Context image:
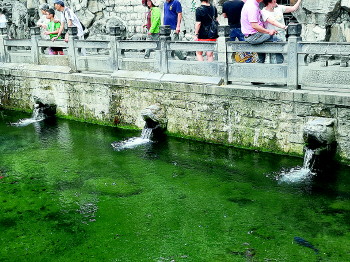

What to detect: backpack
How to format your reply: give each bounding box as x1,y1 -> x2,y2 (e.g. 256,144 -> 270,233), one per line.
206,6 -> 219,39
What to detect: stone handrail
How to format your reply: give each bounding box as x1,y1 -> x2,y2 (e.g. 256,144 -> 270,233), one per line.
0,24 -> 349,90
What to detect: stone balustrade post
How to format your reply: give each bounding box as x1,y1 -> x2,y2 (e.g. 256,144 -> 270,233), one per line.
0,27 -> 8,62
67,26 -> 78,72
217,25 -> 230,84
158,25 -> 171,74
30,27 -> 40,65
109,26 -> 121,71
287,23 -> 302,89
340,55 -> 349,67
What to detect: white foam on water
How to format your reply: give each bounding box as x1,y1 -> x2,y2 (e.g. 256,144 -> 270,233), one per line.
11,106 -> 45,127
111,127 -> 154,151
11,116 -> 45,127
278,166 -> 313,183
111,137 -> 151,151
272,148 -> 316,184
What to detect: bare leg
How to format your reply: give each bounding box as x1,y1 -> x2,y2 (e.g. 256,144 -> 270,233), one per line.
207,51 -> 214,62
196,51 -> 204,61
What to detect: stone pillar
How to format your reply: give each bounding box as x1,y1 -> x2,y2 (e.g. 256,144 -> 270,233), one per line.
30,27 -> 40,65
287,23 -> 302,90
67,26 -> 78,72
158,25 -> 171,74
217,25 -> 230,84
340,55 -> 349,68
109,26 -> 121,71
0,27 -> 8,62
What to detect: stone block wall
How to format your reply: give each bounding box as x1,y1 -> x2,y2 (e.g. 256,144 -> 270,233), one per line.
1,67 -> 350,164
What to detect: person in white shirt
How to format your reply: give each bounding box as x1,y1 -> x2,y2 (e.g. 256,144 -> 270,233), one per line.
261,0 -> 302,41
0,10 -> 7,29
261,0 -> 302,63
52,0 -> 86,55
37,4 -> 50,39
52,0 -> 84,42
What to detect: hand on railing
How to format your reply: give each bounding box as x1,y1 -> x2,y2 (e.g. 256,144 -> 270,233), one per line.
268,29 -> 278,36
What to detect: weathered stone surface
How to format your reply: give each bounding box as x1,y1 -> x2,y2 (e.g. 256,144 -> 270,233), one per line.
303,117 -> 336,146
140,104 -> 167,130
2,65 -> 350,163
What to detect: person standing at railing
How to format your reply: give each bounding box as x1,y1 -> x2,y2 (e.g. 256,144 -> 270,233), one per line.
223,0 -> 257,63
163,0 -> 186,60
261,0 -> 302,63
144,0 -> 161,59
44,8 -> 64,55
52,0 -> 86,55
37,4 -> 50,40
0,9 -> 7,29
240,0 -> 277,63
37,4 -> 49,29
142,0 -> 152,37
194,0 -> 219,62
222,0 -> 245,41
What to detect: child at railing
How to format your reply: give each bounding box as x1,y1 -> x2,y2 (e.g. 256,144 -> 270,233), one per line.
144,0 -> 161,59
44,9 -> 64,55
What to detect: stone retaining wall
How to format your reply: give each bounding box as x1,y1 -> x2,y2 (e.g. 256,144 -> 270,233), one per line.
1,65 -> 350,163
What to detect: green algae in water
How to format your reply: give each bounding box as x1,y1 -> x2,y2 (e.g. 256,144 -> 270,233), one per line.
83,177 -> 141,196
1,109 -> 350,261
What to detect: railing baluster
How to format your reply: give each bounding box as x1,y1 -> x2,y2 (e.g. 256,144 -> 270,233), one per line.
0,27 -> 7,62
109,26 -> 121,71
67,26 -> 78,72
159,26 -> 171,74
287,23 -> 302,90
217,25 -> 230,84
30,27 -> 40,65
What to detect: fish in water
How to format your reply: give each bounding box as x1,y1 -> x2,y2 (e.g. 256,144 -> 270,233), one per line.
294,236 -> 319,254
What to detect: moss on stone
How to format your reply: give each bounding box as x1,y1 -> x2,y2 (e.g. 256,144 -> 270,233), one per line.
166,131 -> 303,159
57,114 -> 139,130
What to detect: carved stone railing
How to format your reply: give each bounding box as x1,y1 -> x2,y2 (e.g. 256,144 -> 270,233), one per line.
0,24 -> 350,90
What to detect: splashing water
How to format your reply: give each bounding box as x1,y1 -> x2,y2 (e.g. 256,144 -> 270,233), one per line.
141,127 -> 153,139
11,105 -> 46,127
272,148 -> 316,183
111,127 -> 153,151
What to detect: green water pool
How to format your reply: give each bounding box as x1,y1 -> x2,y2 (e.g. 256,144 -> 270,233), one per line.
0,110 -> 349,262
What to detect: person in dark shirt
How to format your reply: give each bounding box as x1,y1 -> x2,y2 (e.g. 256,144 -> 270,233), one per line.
164,0 -> 186,60
222,0 -> 245,41
194,0 -> 218,62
